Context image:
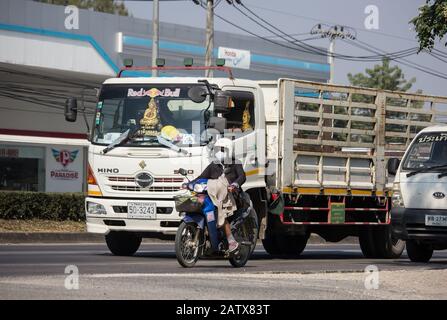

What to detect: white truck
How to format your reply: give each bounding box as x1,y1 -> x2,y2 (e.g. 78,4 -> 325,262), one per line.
65,63 -> 447,258
389,125 -> 447,262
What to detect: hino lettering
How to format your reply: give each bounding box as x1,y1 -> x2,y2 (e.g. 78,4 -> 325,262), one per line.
97,168 -> 119,174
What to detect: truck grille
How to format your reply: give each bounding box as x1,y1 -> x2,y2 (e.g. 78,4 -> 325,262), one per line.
107,175 -> 183,193
111,186 -> 181,192
108,176 -> 184,183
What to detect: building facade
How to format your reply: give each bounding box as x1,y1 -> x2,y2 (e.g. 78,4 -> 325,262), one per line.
0,0 -> 329,193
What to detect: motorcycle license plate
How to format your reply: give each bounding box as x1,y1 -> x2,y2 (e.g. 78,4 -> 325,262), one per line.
127,202 -> 156,219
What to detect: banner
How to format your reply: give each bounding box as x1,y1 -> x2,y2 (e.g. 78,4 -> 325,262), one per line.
218,47 -> 251,70
45,146 -> 84,192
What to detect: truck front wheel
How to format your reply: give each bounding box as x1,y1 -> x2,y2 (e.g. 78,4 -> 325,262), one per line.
406,240 -> 433,263
261,233 -> 282,255
275,234 -> 308,256
105,231 -> 142,256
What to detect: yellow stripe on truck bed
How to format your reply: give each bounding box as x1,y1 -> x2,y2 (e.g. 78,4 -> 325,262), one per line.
282,187 -> 386,197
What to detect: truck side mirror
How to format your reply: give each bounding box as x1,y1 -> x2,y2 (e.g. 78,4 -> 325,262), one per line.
213,90 -> 232,115
178,168 -> 188,176
387,158 -> 400,176
188,86 -> 208,103
65,98 -> 78,122
208,116 -> 226,134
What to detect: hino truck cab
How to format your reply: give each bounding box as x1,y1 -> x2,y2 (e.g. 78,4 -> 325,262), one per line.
389,125 -> 447,262
64,63 -> 267,256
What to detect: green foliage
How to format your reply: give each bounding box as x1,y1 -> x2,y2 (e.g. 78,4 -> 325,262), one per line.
0,192 -> 85,221
411,0 -> 447,51
35,0 -> 129,16
346,59 -> 423,144
348,58 -> 416,92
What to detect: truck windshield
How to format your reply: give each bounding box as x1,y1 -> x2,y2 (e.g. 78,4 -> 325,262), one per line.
402,132 -> 447,170
92,84 -> 212,147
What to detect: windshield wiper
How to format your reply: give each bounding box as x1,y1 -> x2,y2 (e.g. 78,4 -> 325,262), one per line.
156,135 -> 190,156
406,164 -> 447,177
102,127 -> 139,154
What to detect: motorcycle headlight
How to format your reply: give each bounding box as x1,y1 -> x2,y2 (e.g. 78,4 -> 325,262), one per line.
392,183 -> 405,208
193,183 -> 206,193
87,202 -> 107,215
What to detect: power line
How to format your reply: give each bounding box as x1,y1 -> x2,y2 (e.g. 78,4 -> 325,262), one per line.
246,3 -> 422,44
221,2 -> 420,62
342,38 -> 447,80
217,1 -> 447,82
428,52 -> 447,64
353,38 -> 447,79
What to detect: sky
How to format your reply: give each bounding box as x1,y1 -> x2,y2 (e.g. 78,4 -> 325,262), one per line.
122,0 -> 447,97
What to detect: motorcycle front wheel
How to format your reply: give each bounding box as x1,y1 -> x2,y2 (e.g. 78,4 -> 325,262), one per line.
229,244 -> 251,268
229,207 -> 258,268
175,221 -> 201,268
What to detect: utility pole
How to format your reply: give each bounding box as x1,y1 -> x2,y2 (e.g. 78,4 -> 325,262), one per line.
328,38 -> 335,84
151,0 -> 159,77
205,0 -> 214,77
311,24 -> 356,84
310,24 -> 356,151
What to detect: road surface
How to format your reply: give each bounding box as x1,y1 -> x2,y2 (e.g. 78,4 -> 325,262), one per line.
0,242 -> 446,299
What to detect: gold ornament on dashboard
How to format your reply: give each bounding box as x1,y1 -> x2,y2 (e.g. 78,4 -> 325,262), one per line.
242,101 -> 253,132
140,98 -> 161,136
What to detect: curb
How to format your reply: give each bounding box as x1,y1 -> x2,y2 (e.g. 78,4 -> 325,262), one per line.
0,232 -> 358,245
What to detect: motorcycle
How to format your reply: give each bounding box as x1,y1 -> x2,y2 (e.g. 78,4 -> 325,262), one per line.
174,168 -> 258,268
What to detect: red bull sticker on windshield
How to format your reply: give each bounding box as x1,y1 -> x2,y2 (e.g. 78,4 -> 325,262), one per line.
127,88 -> 181,98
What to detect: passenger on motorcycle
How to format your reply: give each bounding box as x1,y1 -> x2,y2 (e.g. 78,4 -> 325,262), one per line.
182,138 -> 246,253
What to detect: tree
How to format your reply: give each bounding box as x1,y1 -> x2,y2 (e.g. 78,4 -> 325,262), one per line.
35,0 -> 129,16
346,59 -> 423,144
411,0 -> 447,51
347,58 -> 416,92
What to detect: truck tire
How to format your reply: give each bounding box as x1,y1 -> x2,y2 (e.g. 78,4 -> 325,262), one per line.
406,240 -> 433,263
359,227 -> 378,258
261,233 -> 282,255
373,226 -> 405,259
275,234 -> 308,256
105,232 -> 142,256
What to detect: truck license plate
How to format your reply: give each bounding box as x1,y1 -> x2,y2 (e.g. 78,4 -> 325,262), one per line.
127,202 -> 156,219
425,215 -> 447,227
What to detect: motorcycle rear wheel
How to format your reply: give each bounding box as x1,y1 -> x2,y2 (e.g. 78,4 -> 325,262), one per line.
175,222 -> 201,268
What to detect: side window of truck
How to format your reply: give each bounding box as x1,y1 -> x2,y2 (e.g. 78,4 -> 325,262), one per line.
224,90 -> 255,137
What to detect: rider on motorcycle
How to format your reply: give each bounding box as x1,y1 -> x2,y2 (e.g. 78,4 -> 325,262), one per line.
183,138 -> 246,253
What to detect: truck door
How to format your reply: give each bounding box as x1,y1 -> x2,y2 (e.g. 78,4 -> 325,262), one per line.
221,88 -> 265,190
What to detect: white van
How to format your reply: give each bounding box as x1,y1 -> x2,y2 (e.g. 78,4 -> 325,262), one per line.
389,125 -> 447,262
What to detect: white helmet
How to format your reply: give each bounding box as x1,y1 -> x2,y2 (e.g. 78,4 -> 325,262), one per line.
213,138 -> 233,163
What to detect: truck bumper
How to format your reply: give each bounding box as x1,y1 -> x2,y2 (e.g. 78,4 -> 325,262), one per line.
85,197 -> 181,236
391,208 -> 447,243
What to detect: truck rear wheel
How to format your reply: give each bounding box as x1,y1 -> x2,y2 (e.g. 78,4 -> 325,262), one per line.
359,226 -> 405,259
373,226 -> 405,259
359,227 -> 378,258
406,240 -> 433,263
105,231 -> 142,256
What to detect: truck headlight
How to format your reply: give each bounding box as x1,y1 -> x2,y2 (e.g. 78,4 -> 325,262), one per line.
392,183 -> 405,208
87,202 -> 107,215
